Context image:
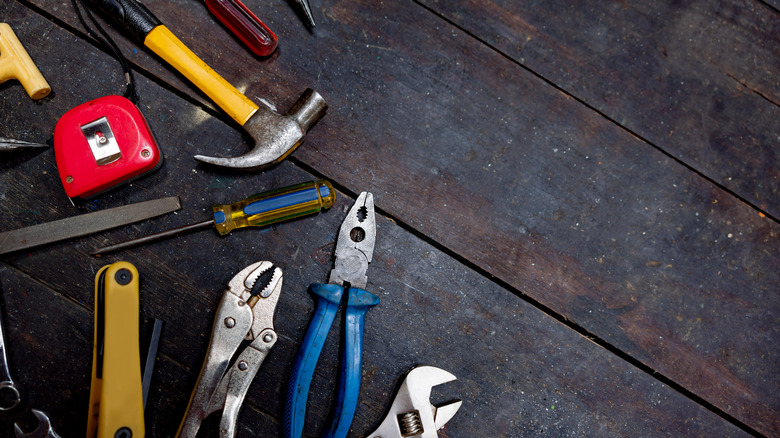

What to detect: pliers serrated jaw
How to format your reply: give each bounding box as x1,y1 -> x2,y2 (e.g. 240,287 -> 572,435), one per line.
232,260 -> 283,340
177,261 -> 283,438
329,191 -> 376,289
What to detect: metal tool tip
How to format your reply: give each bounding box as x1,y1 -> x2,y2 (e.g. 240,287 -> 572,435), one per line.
91,244 -> 120,257
0,137 -> 49,152
434,399 -> 463,430
298,0 -> 316,27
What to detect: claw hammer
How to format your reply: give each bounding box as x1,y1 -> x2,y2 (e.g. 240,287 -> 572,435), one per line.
83,0 -> 327,170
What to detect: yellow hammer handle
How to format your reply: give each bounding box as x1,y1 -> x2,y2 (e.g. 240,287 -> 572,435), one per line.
144,25 -> 258,125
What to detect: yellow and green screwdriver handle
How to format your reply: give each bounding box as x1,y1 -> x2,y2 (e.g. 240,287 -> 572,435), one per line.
92,180 -> 335,255
212,180 -> 335,234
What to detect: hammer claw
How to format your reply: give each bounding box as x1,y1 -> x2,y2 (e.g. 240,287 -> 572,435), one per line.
194,88 -> 327,170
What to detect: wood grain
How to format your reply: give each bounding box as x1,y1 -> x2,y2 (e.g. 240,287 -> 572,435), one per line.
418,0 -> 780,218
1,0 -> 778,436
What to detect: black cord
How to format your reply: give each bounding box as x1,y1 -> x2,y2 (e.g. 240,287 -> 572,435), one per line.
72,0 -> 138,103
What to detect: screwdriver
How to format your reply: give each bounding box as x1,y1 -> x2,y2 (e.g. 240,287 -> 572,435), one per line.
205,0 -> 278,56
92,180 -> 334,256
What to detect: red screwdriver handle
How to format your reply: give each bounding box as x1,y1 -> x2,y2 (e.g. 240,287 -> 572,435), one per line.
205,0 -> 278,56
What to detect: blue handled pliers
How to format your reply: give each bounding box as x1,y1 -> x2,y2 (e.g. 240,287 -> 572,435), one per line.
285,192 -> 379,438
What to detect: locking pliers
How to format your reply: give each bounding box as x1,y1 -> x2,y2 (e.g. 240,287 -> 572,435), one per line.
177,261 -> 283,438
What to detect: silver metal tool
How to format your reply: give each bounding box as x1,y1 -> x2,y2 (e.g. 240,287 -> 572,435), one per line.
330,192 -> 376,289
0,196 -> 181,255
0,299 -> 62,437
192,89 -> 327,170
0,137 -> 48,153
0,299 -> 22,411
365,366 -> 462,438
142,318 -> 164,410
14,409 -> 62,438
294,0 -> 316,27
177,261 -> 283,438
285,192 -> 379,438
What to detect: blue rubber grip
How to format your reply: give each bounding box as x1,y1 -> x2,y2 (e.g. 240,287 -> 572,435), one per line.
284,283 -> 344,438
243,184 -> 326,216
323,287 -> 379,438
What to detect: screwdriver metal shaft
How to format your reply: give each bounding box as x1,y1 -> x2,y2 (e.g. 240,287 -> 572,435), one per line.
93,220 -> 214,255
92,180 -> 334,256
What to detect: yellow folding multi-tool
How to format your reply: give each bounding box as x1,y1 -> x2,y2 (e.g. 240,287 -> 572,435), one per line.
87,261 -> 145,438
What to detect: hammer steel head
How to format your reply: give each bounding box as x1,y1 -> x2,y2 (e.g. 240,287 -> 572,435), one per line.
194,88 -> 327,171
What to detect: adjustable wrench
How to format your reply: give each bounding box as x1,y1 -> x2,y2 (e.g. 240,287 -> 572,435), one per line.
366,366 -> 462,438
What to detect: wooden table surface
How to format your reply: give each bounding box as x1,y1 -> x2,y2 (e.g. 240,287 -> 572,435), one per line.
1,0 -> 778,436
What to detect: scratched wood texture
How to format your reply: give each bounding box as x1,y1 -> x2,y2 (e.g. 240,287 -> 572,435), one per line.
0,0 -> 777,437
420,0 -> 780,218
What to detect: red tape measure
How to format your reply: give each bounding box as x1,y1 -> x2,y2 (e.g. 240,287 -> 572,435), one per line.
54,95 -> 162,199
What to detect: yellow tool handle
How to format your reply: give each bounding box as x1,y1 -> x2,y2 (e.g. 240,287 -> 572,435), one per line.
0,23 -> 51,100
212,180 -> 336,235
144,25 -> 259,125
87,262 -> 145,438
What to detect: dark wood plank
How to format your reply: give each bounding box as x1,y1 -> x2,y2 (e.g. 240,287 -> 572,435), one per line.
2,0 -> 778,436
0,3 -> 756,438
119,0 -> 780,433
0,226 -> 752,438
0,16 -> 749,433
418,0 -> 780,218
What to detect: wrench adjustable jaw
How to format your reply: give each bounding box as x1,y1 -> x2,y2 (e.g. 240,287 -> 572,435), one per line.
177,261 -> 283,438
366,366 -> 462,438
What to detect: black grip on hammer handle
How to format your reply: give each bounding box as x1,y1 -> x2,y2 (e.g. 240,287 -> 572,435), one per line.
84,0 -> 162,43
